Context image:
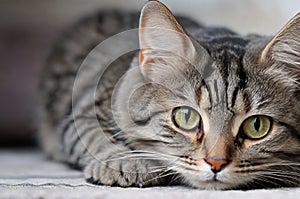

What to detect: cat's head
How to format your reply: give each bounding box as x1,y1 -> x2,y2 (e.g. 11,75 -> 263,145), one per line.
114,1 -> 300,189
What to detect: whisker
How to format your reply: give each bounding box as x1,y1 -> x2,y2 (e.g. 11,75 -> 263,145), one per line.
99,150 -> 181,165
259,173 -> 299,186
142,166 -> 178,185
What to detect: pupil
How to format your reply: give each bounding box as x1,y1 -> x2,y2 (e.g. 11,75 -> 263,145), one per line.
254,117 -> 260,131
184,109 -> 191,123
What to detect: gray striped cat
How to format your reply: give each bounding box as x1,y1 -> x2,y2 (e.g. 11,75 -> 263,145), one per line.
37,1 -> 300,189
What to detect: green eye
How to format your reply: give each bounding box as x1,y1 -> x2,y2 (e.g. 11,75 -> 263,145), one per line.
172,106 -> 201,131
242,115 -> 271,139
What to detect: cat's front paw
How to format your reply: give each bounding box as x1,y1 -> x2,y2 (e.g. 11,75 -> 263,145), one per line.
84,158 -> 162,187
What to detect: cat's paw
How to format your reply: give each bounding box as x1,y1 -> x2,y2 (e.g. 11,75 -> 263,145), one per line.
84,158 -> 162,187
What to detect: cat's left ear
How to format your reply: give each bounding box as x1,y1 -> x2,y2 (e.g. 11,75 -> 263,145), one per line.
138,1 -> 196,77
261,13 -> 300,69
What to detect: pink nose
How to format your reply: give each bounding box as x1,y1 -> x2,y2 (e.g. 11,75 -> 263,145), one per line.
204,157 -> 230,173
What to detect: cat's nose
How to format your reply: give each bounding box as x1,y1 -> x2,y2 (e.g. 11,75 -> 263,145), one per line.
204,157 -> 230,173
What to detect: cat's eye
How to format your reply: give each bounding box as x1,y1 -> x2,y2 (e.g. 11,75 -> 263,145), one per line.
242,115 -> 271,139
172,106 -> 201,131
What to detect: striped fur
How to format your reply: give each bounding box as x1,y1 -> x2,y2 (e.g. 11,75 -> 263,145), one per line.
37,1 -> 300,189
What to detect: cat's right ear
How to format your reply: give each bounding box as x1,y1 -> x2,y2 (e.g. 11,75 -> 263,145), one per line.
138,0 -> 196,78
260,13 -> 300,72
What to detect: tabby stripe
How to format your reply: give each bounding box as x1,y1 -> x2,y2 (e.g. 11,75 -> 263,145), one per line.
278,121 -> 300,141
95,100 -> 102,107
272,151 -> 300,159
74,131 -> 102,167
96,113 -> 108,123
242,92 -> 251,113
202,80 -> 213,110
230,86 -> 239,109
177,94 -> 188,100
237,162 -> 265,168
62,114 -> 100,153
132,139 -> 171,145
61,97 -> 98,145
132,111 -> 165,126
209,37 -> 249,49
61,118 -> 75,142
69,125 -> 98,156
237,58 -> 247,89
63,115 -> 98,154
162,125 -> 176,134
160,134 -> 174,139
60,118 -> 76,153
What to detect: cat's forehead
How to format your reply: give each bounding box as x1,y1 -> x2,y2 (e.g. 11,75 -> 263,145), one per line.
198,36 -> 249,61
190,28 -> 254,89
183,28 -> 255,116
190,27 -> 250,60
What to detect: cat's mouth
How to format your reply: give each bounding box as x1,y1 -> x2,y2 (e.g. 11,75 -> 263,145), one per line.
206,175 -> 224,184
195,174 -> 232,189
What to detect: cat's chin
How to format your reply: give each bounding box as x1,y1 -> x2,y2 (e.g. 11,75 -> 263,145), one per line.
179,168 -> 240,190
184,174 -> 240,190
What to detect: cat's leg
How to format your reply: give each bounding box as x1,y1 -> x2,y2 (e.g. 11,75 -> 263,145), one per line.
84,145 -> 168,187
61,114 -> 170,187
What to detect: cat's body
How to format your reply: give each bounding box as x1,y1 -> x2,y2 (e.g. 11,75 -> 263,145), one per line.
37,1 -> 300,189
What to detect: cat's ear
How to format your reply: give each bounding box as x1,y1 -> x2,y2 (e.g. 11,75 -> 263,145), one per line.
261,13 -> 300,69
138,0 -> 196,77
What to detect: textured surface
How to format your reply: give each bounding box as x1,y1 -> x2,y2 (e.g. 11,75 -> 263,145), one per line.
0,150 -> 299,199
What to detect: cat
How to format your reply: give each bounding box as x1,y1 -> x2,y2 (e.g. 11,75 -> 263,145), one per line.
37,0 -> 300,190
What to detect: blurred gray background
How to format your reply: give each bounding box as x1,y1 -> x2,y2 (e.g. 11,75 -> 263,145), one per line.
0,0 -> 299,146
